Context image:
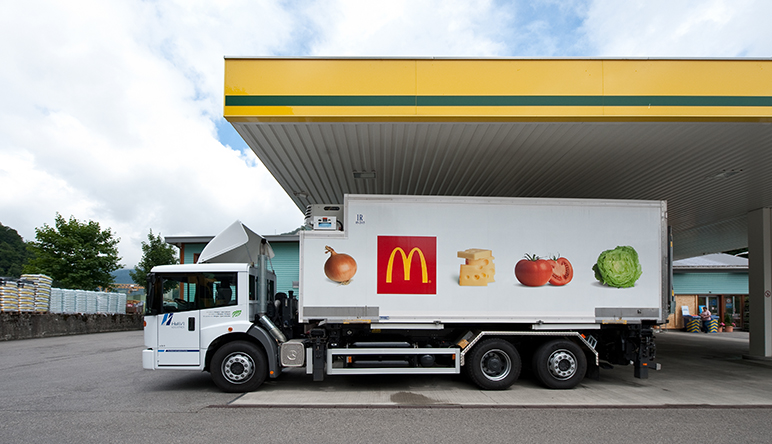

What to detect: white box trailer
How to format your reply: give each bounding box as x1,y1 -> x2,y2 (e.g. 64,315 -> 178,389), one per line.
300,195 -> 668,326
143,195 -> 670,392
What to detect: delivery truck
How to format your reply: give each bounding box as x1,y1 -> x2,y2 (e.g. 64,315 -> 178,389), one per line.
143,194 -> 670,392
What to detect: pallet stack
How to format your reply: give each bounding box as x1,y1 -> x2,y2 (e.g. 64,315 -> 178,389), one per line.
17,279 -> 36,312
0,278 -> 19,312
49,288 -> 63,313
3,277 -> 129,315
21,274 -> 53,313
48,288 -> 127,314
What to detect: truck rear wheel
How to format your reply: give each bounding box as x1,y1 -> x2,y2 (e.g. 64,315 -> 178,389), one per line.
465,338 -> 521,390
211,341 -> 267,393
532,339 -> 587,389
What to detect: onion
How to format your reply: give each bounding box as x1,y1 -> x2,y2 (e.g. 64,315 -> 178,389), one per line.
324,245 -> 357,284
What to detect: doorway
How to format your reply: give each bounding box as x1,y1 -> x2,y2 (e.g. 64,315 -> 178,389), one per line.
698,295 -> 719,317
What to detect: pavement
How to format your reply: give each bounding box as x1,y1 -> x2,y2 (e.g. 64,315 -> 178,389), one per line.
231,329 -> 772,408
3,330 -> 771,443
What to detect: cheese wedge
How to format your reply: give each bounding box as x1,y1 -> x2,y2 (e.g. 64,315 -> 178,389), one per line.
457,248 -> 492,261
458,249 -> 496,286
459,264 -> 490,286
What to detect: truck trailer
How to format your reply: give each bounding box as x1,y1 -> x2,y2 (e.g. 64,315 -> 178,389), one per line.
143,194 -> 670,392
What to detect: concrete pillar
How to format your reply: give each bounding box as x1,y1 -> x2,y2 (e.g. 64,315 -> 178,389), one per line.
748,208 -> 772,357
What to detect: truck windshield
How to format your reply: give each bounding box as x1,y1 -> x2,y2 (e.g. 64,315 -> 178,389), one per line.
146,272 -> 237,314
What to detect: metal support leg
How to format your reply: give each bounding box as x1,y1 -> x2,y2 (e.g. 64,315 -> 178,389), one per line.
311,333 -> 326,382
634,326 -> 656,379
634,357 -> 648,379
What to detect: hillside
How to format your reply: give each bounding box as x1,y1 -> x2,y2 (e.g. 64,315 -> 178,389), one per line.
110,269 -> 135,285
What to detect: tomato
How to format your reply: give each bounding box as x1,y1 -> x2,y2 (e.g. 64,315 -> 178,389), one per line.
514,255 -> 553,287
548,257 -> 573,286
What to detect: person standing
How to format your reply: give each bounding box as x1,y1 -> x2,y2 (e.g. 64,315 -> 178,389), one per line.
700,306 -> 712,333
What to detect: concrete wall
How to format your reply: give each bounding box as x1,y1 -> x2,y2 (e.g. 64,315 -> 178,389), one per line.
0,312 -> 143,341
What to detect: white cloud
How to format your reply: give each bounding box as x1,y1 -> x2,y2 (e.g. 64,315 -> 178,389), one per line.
0,1 -> 304,267
0,0 -> 769,270
581,0 -> 772,56
305,0 -> 512,56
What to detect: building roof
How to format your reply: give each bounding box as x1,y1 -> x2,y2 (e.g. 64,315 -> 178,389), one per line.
673,253 -> 748,271
165,234 -> 299,248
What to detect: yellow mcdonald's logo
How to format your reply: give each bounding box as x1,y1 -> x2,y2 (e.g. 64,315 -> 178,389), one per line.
386,247 -> 429,283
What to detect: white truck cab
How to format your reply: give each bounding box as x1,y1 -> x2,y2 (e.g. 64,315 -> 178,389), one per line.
143,222 -> 289,391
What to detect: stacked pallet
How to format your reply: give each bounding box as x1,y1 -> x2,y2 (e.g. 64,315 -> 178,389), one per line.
21,274 -> 53,312
17,279 -> 36,312
97,292 -> 110,313
4,278 -> 129,315
48,289 -> 127,314
0,278 -> 19,312
75,290 -> 88,313
60,289 -> 77,313
49,288 -> 63,313
108,293 -> 119,313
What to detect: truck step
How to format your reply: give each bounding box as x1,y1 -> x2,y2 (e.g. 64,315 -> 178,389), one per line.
326,347 -> 461,375
350,360 -> 410,368
351,342 -> 411,348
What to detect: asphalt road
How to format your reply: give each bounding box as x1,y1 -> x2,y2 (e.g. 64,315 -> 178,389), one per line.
1,330 -> 771,443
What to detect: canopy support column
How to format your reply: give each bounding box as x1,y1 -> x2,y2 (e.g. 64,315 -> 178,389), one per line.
748,208 -> 772,358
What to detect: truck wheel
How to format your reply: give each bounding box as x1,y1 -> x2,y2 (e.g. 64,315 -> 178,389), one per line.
532,339 -> 587,389
465,338 -> 521,390
211,341 -> 267,393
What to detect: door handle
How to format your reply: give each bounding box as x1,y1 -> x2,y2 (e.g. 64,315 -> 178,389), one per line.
188,317 -> 195,331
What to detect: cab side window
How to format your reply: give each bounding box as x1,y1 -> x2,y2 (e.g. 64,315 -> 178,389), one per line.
213,275 -> 236,307
156,272 -> 237,312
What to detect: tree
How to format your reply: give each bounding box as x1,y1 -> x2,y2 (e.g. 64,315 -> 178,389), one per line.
0,222 -> 30,278
24,214 -> 122,290
281,225 -> 308,235
130,229 -> 178,288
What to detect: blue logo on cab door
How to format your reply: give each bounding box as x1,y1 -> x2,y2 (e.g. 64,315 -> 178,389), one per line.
161,313 -> 186,328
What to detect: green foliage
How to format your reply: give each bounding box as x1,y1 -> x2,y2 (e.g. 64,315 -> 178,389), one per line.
0,222 -> 30,278
281,225 -> 307,235
130,229 -> 178,290
24,214 -> 122,290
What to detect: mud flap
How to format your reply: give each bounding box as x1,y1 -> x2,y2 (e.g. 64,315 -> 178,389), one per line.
586,358 -> 600,381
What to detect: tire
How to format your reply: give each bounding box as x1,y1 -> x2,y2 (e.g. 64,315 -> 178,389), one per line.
465,338 -> 521,390
532,339 -> 587,389
210,341 -> 267,393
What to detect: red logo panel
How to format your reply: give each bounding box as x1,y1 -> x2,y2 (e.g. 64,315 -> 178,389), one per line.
377,236 -> 436,294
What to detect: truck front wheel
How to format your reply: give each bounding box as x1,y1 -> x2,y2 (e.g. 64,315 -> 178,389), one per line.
211,341 -> 267,393
465,338 -> 521,390
532,339 -> 587,389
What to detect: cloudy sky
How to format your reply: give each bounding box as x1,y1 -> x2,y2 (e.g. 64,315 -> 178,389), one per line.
1,0 -> 770,268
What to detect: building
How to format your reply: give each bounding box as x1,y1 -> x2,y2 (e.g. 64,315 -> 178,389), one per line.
668,253 -> 748,330
165,234 -> 300,297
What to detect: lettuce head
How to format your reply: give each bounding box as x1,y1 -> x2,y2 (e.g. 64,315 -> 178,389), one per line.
592,246 -> 642,288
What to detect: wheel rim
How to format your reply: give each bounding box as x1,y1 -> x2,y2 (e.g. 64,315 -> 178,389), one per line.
222,351 -> 255,384
479,349 -> 512,381
547,349 -> 577,380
